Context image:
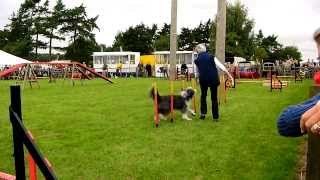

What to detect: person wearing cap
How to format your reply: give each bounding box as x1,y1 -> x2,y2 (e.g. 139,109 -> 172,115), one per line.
277,27 -> 320,136
194,44 -> 233,121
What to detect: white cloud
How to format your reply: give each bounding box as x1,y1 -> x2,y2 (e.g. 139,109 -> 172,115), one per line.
0,0 -> 319,59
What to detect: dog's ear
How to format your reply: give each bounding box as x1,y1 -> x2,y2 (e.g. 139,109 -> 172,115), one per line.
186,86 -> 196,93
181,90 -> 187,97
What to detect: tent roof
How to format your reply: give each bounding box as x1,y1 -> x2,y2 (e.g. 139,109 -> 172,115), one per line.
0,50 -> 32,66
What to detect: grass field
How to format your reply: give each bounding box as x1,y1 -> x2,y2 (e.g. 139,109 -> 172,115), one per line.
0,78 -> 311,179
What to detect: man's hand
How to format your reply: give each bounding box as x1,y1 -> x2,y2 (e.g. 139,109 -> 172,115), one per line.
300,101 -> 320,135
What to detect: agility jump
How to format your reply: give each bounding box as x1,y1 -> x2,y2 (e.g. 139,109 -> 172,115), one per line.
151,79 -> 197,128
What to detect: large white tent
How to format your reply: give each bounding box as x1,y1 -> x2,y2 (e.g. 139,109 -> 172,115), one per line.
0,50 -> 32,68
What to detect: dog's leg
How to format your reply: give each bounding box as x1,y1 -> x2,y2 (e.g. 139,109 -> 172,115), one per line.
188,108 -> 196,116
154,115 -> 160,122
186,102 -> 196,116
159,113 -> 168,120
182,113 -> 192,121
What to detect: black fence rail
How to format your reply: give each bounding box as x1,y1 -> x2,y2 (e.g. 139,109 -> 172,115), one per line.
9,85 -> 57,180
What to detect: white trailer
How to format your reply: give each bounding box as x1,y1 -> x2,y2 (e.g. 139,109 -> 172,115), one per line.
153,51 -> 197,77
92,52 -> 140,76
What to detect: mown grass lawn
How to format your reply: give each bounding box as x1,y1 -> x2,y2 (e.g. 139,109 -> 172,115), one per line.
0,78 -> 311,179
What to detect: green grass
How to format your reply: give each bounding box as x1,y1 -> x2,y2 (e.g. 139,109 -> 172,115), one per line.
0,78 -> 310,179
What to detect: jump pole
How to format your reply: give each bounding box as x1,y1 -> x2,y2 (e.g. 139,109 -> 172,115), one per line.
191,78 -> 197,113
153,83 -> 159,128
181,79 -> 186,90
170,80 -> 174,122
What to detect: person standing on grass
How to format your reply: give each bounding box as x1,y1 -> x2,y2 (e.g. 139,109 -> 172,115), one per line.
194,44 -> 233,121
277,27 -> 320,136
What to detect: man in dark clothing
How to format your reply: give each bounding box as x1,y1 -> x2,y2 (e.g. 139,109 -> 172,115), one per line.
194,44 -> 233,121
194,44 -> 220,120
146,64 -> 152,77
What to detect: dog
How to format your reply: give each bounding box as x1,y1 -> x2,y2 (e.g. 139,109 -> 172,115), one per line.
150,87 -> 196,121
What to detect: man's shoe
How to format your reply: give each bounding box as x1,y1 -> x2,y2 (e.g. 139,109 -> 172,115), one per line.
200,114 -> 205,120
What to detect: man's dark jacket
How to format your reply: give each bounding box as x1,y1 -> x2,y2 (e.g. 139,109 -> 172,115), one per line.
194,52 -> 220,85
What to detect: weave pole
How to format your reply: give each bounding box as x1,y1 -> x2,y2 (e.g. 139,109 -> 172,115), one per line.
170,81 -> 174,122
181,79 -> 186,90
191,78 -> 197,113
153,83 -> 159,128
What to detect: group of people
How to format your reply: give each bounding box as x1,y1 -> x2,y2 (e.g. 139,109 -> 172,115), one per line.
136,63 -> 152,77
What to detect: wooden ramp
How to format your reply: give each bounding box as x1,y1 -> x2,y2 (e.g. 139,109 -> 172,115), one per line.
76,63 -> 113,84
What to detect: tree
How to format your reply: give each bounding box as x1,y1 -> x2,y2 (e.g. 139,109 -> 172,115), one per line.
154,23 -> 170,51
60,4 -> 99,43
260,34 -> 282,61
0,30 -> 9,49
32,0 -> 50,58
254,47 -> 268,62
65,37 -> 99,65
112,24 -> 157,55
210,1 -> 255,59
278,46 -> 302,61
179,20 -> 212,51
193,20 -> 212,46
154,35 -> 170,51
179,27 -> 194,50
45,0 -> 66,59
225,1 -> 255,59
3,1 -> 35,58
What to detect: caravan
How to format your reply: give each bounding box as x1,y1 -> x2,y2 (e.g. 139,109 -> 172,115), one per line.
92,52 -> 140,76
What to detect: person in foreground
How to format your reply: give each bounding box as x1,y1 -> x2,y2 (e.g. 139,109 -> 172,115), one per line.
277,27 -> 320,136
194,44 -> 233,121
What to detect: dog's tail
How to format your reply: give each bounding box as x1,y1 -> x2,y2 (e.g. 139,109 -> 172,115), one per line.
150,87 -> 160,101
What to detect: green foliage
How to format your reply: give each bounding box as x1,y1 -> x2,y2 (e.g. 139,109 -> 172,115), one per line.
65,37 -> 99,64
45,0 -> 66,59
0,30 -> 9,49
113,24 -> 157,55
179,27 -> 194,51
179,20 -> 212,51
60,4 -> 99,42
154,23 -> 170,51
254,47 -> 268,62
1,0 -> 99,61
278,46 -> 302,60
32,0 -> 51,58
154,35 -> 170,51
2,38 -> 33,58
226,1 -> 254,59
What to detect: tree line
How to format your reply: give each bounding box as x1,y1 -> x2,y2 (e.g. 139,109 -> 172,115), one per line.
0,1 -> 302,63
110,2 -> 302,62
0,0 -> 99,64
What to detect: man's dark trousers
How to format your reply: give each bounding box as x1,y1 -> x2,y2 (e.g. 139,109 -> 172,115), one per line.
200,82 -> 219,119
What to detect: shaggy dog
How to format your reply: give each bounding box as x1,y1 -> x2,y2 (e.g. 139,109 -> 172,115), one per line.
150,87 -> 196,120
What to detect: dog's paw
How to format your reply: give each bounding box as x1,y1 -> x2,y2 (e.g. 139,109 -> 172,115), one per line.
185,117 -> 192,121
182,114 -> 192,121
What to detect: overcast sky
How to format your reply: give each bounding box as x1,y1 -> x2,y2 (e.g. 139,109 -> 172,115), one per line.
1,0 -> 320,60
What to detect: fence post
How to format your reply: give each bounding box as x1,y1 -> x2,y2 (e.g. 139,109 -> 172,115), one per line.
306,85 -> 320,180
9,85 -> 26,179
